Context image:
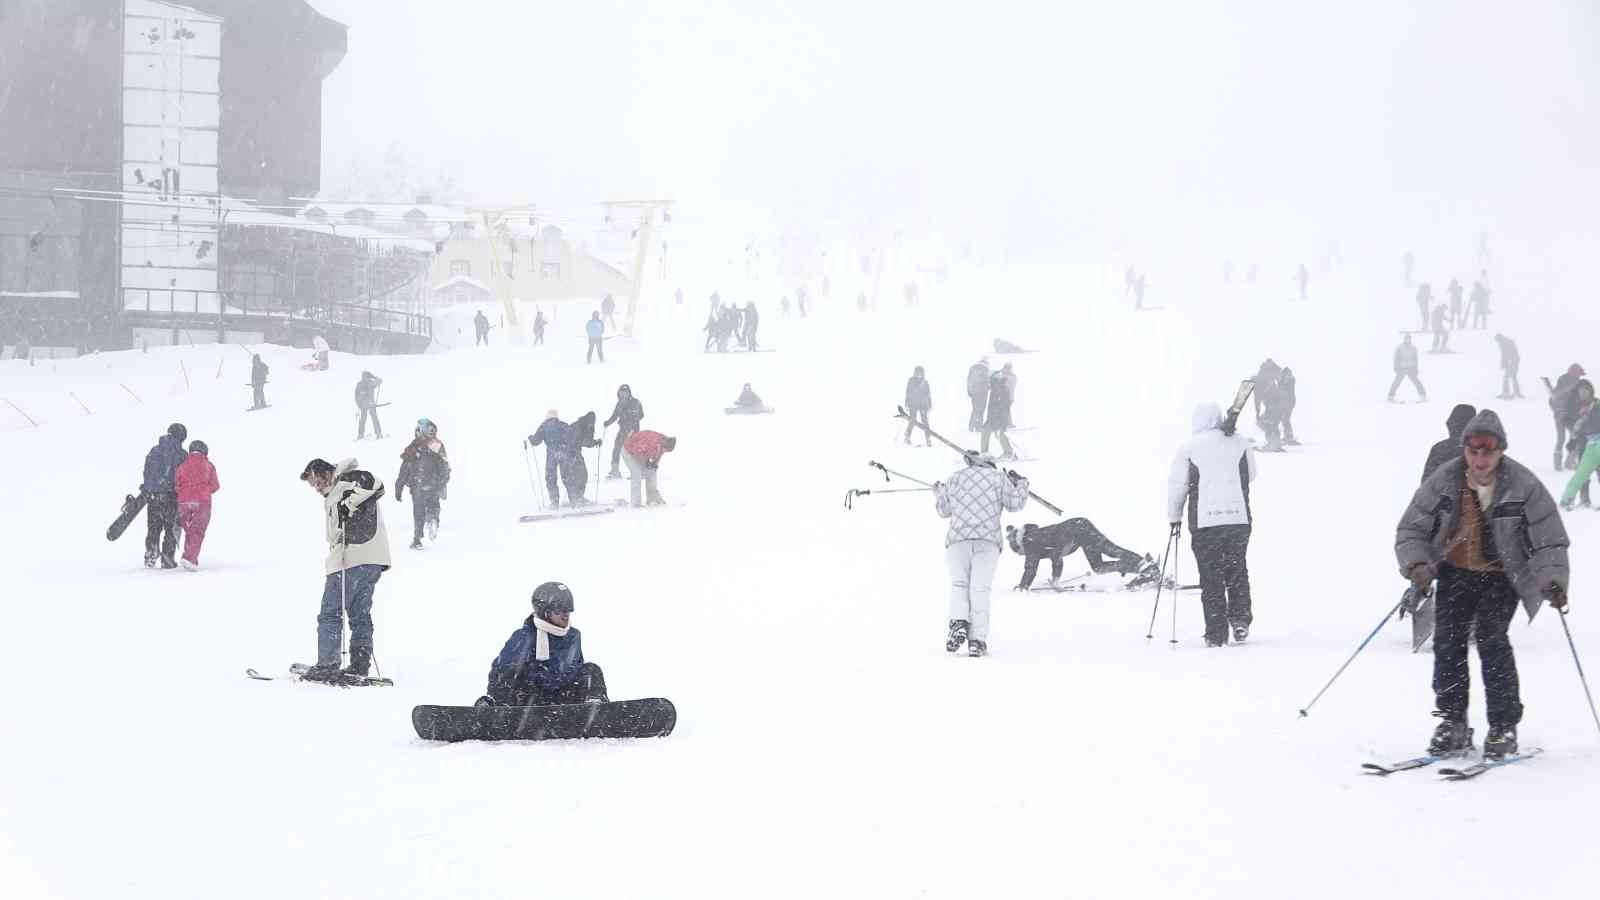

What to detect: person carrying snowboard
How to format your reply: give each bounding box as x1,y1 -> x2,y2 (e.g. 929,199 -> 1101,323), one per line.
1495,334 -> 1523,399
621,429 -> 677,507
528,411 -> 585,507
903,366 -> 932,446
175,439 -> 219,570
1396,410 -> 1569,758
966,358 -> 990,432
250,354 -> 269,410
355,371 -> 384,440
396,418 -> 450,550
477,582 -> 607,707
1167,401 -> 1258,646
299,457 -> 392,681
603,384 -> 644,479
474,310 -> 491,346
936,451 -> 1029,657
981,370 -> 1016,460
586,311 -> 606,364
140,422 -> 189,569
1388,335 -> 1426,402
1006,519 -> 1157,590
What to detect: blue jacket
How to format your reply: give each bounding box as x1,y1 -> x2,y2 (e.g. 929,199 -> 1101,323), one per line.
141,435 -> 187,494
528,418 -> 578,459
485,619 -> 586,703
586,318 -> 605,339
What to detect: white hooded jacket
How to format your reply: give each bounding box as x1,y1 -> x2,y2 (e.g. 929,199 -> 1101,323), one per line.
321,458 -> 393,574
1167,403 -> 1257,530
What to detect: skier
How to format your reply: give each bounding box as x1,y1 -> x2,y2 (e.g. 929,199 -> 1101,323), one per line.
1253,359 -> 1286,451
249,354 -> 269,410
603,384 -> 644,479
174,439 -> 219,570
1549,364 -> 1585,470
1403,251 -> 1415,286
1388,335 -> 1426,402
798,286 -> 809,317
903,366 -> 932,446
1429,304 -> 1451,353
1001,362 -> 1018,410
1560,383 -> 1600,509
476,582 -> 608,707
1278,366 -> 1299,446
1448,279 -> 1465,329
533,308 -> 546,346
1494,334 -> 1523,399
981,370 -> 1016,460
621,428 -> 677,507
966,358 -> 991,432
571,411 -> 602,499
1421,404 -> 1479,484
702,308 -> 720,352
1414,282 -> 1433,331
1469,280 -> 1491,329
1167,402 -> 1258,646
601,293 -> 617,330
733,383 -> 764,410
140,423 -> 188,569
1006,519 -> 1156,589
1396,410 -> 1569,758
743,301 -> 760,351
1133,273 -> 1147,310
355,371 -> 384,440
586,311 -> 606,364
395,418 -> 450,550
299,457 -> 392,681
1296,263 -> 1308,301
473,310 -> 490,346
528,411 -> 587,507
935,451 -> 1029,657
313,333 -> 330,370
780,296 -> 791,318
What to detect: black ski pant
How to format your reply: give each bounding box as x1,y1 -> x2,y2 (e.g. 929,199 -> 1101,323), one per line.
1281,404 -> 1297,443
903,407 -> 930,444
1018,518 -> 1145,588
968,392 -> 987,432
610,426 -> 637,474
144,491 -> 180,564
587,338 -> 604,363
358,404 -> 383,439
502,662 -> 609,706
476,329 -> 488,346
410,488 -> 441,542
1192,524 -> 1252,643
1433,565 -> 1522,727
545,452 -> 586,505
252,383 -> 266,409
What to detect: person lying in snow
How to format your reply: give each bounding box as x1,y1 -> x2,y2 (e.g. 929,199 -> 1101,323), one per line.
733,383 -> 764,409
476,582 -> 608,707
1006,519 -> 1158,589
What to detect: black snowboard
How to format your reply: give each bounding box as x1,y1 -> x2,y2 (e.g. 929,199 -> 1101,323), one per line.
107,492 -> 148,541
412,698 -> 676,742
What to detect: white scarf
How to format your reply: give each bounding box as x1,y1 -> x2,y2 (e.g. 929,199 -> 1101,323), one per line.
532,616 -> 570,661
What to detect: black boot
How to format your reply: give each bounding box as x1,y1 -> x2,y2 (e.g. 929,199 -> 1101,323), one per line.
1231,622 -> 1250,643
967,638 -> 988,658
301,663 -> 342,683
1427,715 -> 1474,757
1483,724 -> 1518,760
343,651 -> 370,677
945,619 -> 969,653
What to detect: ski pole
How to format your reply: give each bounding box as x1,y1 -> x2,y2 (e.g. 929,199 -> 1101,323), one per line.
844,487 -> 933,510
895,406 -> 1062,514
1145,530 -> 1176,641
1169,535 -> 1180,647
1557,609 -> 1600,739
867,460 -> 934,487
522,441 -> 539,506
1298,596 -> 1406,718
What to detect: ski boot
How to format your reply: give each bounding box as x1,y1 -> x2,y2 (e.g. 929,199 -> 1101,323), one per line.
607,470 -> 623,480
945,619 -> 969,653
1205,638 -> 1226,648
179,558 -> 198,572
300,663 -> 343,684
343,652 -> 371,678
1427,715 -> 1475,757
1483,724 -> 1518,760
968,639 -> 988,658
409,538 -> 423,550
159,555 -> 178,570
144,551 -> 158,569
1125,556 -> 1161,589
1231,622 -> 1250,643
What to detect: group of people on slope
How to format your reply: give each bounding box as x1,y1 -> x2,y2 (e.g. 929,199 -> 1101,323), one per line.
1252,359 -> 1298,452
139,423 -> 221,571
702,296 -> 761,352
964,358 -> 1018,459
526,384 -> 676,508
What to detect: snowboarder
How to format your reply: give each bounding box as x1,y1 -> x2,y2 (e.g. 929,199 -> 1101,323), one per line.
249,354 -> 269,410
1494,334 -> 1523,398
1560,383 -> 1600,509
603,384 -> 644,479
1167,402 -> 1258,646
601,294 -> 617,330
395,418 -> 450,550
1469,280 -> 1491,329
621,429 -> 677,507
1396,410 -> 1569,759
1549,364 -> 1585,470
1429,304 -> 1451,353
1278,366 -> 1299,446
527,411 -> 587,507
533,308 -> 546,346
586,312 -> 605,364
1414,282 -> 1433,331
1448,279 -> 1465,329
733,383 -> 764,410
1421,404 -> 1478,484
477,581 -> 608,707
903,366 -> 932,446
981,371 -> 1015,460
966,358 -> 990,432
1388,335 -> 1426,402
1006,519 -> 1156,589
743,301 -> 760,351
174,438 -> 219,570
935,452 -> 1029,657
140,423 -> 188,569
299,457 -> 392,681
355,371 -> 384,440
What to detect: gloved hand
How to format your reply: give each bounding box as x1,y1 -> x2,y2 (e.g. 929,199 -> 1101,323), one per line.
474,694 -> 497,708
1407,562 -> 1437,589
1169,522 -> 1181,538
932,481 -> 943,491
1005,469 -> 1023,484
1546,582 -> 1568,611
395,488 -> 404,502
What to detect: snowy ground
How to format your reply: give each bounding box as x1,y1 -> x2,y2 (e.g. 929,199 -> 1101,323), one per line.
2,264 -> 1598,899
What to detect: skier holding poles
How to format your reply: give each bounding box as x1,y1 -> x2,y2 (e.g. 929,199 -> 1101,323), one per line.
935,450 -> 1029,657
299,457 -> 392,682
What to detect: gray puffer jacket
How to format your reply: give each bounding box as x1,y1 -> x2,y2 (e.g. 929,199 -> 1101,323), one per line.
1395,455 -> 1569,621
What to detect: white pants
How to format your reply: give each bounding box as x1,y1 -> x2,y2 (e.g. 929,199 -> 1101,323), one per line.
622,450 -> 660,507
947,540 -> 1000,642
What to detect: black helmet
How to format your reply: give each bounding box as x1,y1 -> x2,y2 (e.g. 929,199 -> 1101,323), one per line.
531,581 -> 575,616
167,422 -> 188,442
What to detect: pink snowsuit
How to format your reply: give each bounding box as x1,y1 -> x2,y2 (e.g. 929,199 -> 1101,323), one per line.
175,451 -> 220,565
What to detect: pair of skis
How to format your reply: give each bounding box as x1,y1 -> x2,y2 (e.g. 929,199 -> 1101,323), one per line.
1361,747 -> 1543,781
246,663 -> 394,688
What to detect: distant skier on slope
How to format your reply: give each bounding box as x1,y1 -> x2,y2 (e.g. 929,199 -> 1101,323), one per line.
586,312 -> 606,364
474,310 -> 491,346
249,354 -> 269,410
1494,334 -> 1523,399
980,370 -> 1016,460
1277,366 -> 1299,446
1252,359 -> 1286,452
1559,381 -> 1599,509
533,308 -> 547,346
1447,278 -> 1465,329
935,451 -> 1029,657
1430,304 -> 1452,353
966,358 -> 990,432
396,418 -> 450,550
528,411 -> 587,507
1414,282 -> 1433,331
1548,364 -> 1585,470
743,302 -> 760,351
1396,410 -> 1569,759
1469,279 -> 1491,329
1167,402 -> 1258,646
355,371 -> 384,440
601,294 -> 617,330
1006,519 -> 1157,589
603,384 -> 644,479
299,457 -> 392,681
476,581 -> 608,707
1388,335 -> 1426,402
903,366 -> 932,446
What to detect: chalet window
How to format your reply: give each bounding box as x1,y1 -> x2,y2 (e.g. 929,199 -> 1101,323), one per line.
450,259 -> 471,277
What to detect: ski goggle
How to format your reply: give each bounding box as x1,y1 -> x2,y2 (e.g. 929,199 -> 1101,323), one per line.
1465,436 -> 1501,453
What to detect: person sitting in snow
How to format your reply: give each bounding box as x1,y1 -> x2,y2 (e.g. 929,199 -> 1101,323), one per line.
477,582 -> 608,707
1006,519 -> 1157,590
733,383 -> 764,410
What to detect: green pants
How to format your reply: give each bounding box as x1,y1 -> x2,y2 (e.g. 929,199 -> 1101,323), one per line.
1560,439 -> 1600,505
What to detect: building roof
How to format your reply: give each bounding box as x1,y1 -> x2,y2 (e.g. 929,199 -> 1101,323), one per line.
223,198 -> 434,252
431,275 -> 492,295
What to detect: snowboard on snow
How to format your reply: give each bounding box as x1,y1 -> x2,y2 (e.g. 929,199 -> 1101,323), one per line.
519,505 -> 617,524
412,698 -> 676,742
107,492 -> 148,541
725,406 -> 776,415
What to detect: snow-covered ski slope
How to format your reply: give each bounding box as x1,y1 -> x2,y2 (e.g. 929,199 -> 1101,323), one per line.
3,262 -> 1597,899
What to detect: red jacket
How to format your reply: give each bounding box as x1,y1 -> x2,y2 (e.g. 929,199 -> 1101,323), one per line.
622,430 -> 672,467
176,452 -> 220,505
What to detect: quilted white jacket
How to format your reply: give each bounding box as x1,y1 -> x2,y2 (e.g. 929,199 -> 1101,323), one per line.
936,464 -> 1029,547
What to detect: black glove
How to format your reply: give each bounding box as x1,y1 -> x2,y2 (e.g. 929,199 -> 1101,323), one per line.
1546,583 -> 1568,611
474,694 -> 497,708
1407,562 -> 1436,589
1005,469 -> 1023,484
395,488 -> 404,502
1169,522 -> 1181,538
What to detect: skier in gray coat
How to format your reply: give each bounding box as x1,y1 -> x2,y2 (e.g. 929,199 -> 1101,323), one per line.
1395,410 -> 1569,759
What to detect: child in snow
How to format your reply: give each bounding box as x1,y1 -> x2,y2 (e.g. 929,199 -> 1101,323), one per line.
478,582 -> 608,707
175,440 -> 220,570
